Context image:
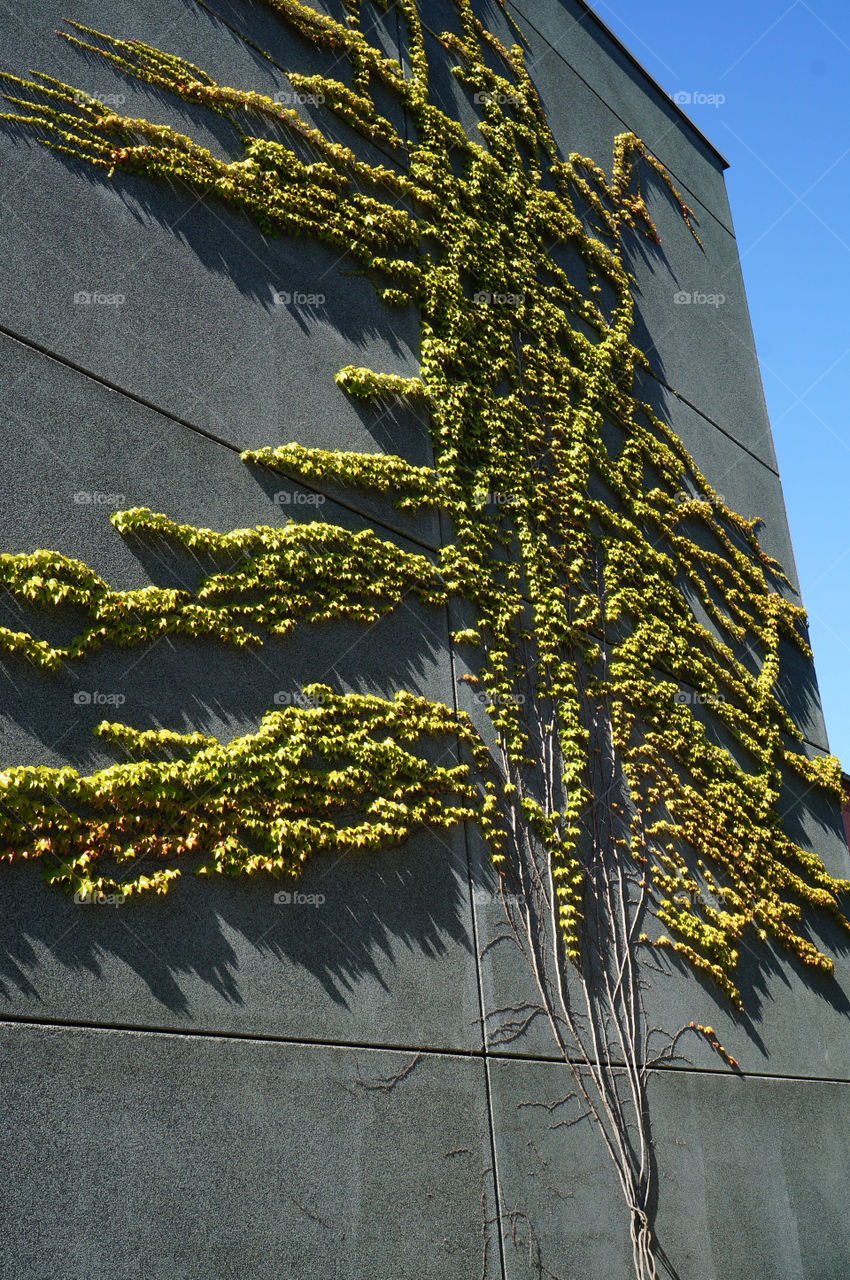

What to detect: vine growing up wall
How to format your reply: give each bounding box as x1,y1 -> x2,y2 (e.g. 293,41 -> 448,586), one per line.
1,2 -> 847,1275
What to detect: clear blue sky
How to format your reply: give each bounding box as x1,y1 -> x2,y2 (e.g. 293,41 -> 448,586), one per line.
596,0 -> 850,767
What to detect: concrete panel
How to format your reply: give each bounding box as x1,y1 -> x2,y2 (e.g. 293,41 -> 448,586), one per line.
505,0 -> 733,229
0,333 -> 446,765
635,370 -> 829,751
635,371 -> 787,562
412,3 -> 771,464
0,336 -> 485,1051
625,174 -> 777,469
489,1056 -> 850,1280
0,1024 -> 500,1280
0,824 -> 482,1049
0,0 -> 427,462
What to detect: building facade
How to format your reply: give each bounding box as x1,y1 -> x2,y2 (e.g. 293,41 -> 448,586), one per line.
1,2 -> 849,1277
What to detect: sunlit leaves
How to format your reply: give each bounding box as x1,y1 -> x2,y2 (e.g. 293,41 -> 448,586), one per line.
0,687 -> 500,896
0,0 -> 847,1002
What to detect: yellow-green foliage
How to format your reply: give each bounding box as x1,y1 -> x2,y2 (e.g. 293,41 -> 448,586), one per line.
1,0 -> 847,1003
0,686 -> 499,899
0,508 -> 445,666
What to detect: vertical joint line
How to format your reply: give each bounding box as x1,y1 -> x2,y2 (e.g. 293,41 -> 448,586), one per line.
442,553 -> 508,1280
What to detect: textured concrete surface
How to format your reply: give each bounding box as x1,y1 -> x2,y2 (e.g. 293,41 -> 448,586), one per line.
0,1024 -> 500,1280
0,334 -> 483,1050
0,333 -> 447,772
506,0 -> 734,228
0,830 -> 485,1050
628,177 -> 779,468
490,1056 -> 850,1280
0,2 -> 846,1277
0,0 -> 425,460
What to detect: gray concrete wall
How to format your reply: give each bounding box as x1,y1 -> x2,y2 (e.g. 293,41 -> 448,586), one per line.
0,2 -> 847,1277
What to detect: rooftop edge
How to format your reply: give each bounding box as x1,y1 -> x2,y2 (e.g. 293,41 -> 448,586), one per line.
507,0 -> 731,171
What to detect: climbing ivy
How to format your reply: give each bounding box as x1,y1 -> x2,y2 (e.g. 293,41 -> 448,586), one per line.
0,508 -> 446,666
0,684 -> 498,900
0,0 -> 847,1017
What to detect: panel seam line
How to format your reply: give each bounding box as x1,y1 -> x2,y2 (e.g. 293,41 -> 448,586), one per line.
0,322 -> 438,554
1,1013 -> 849,1084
